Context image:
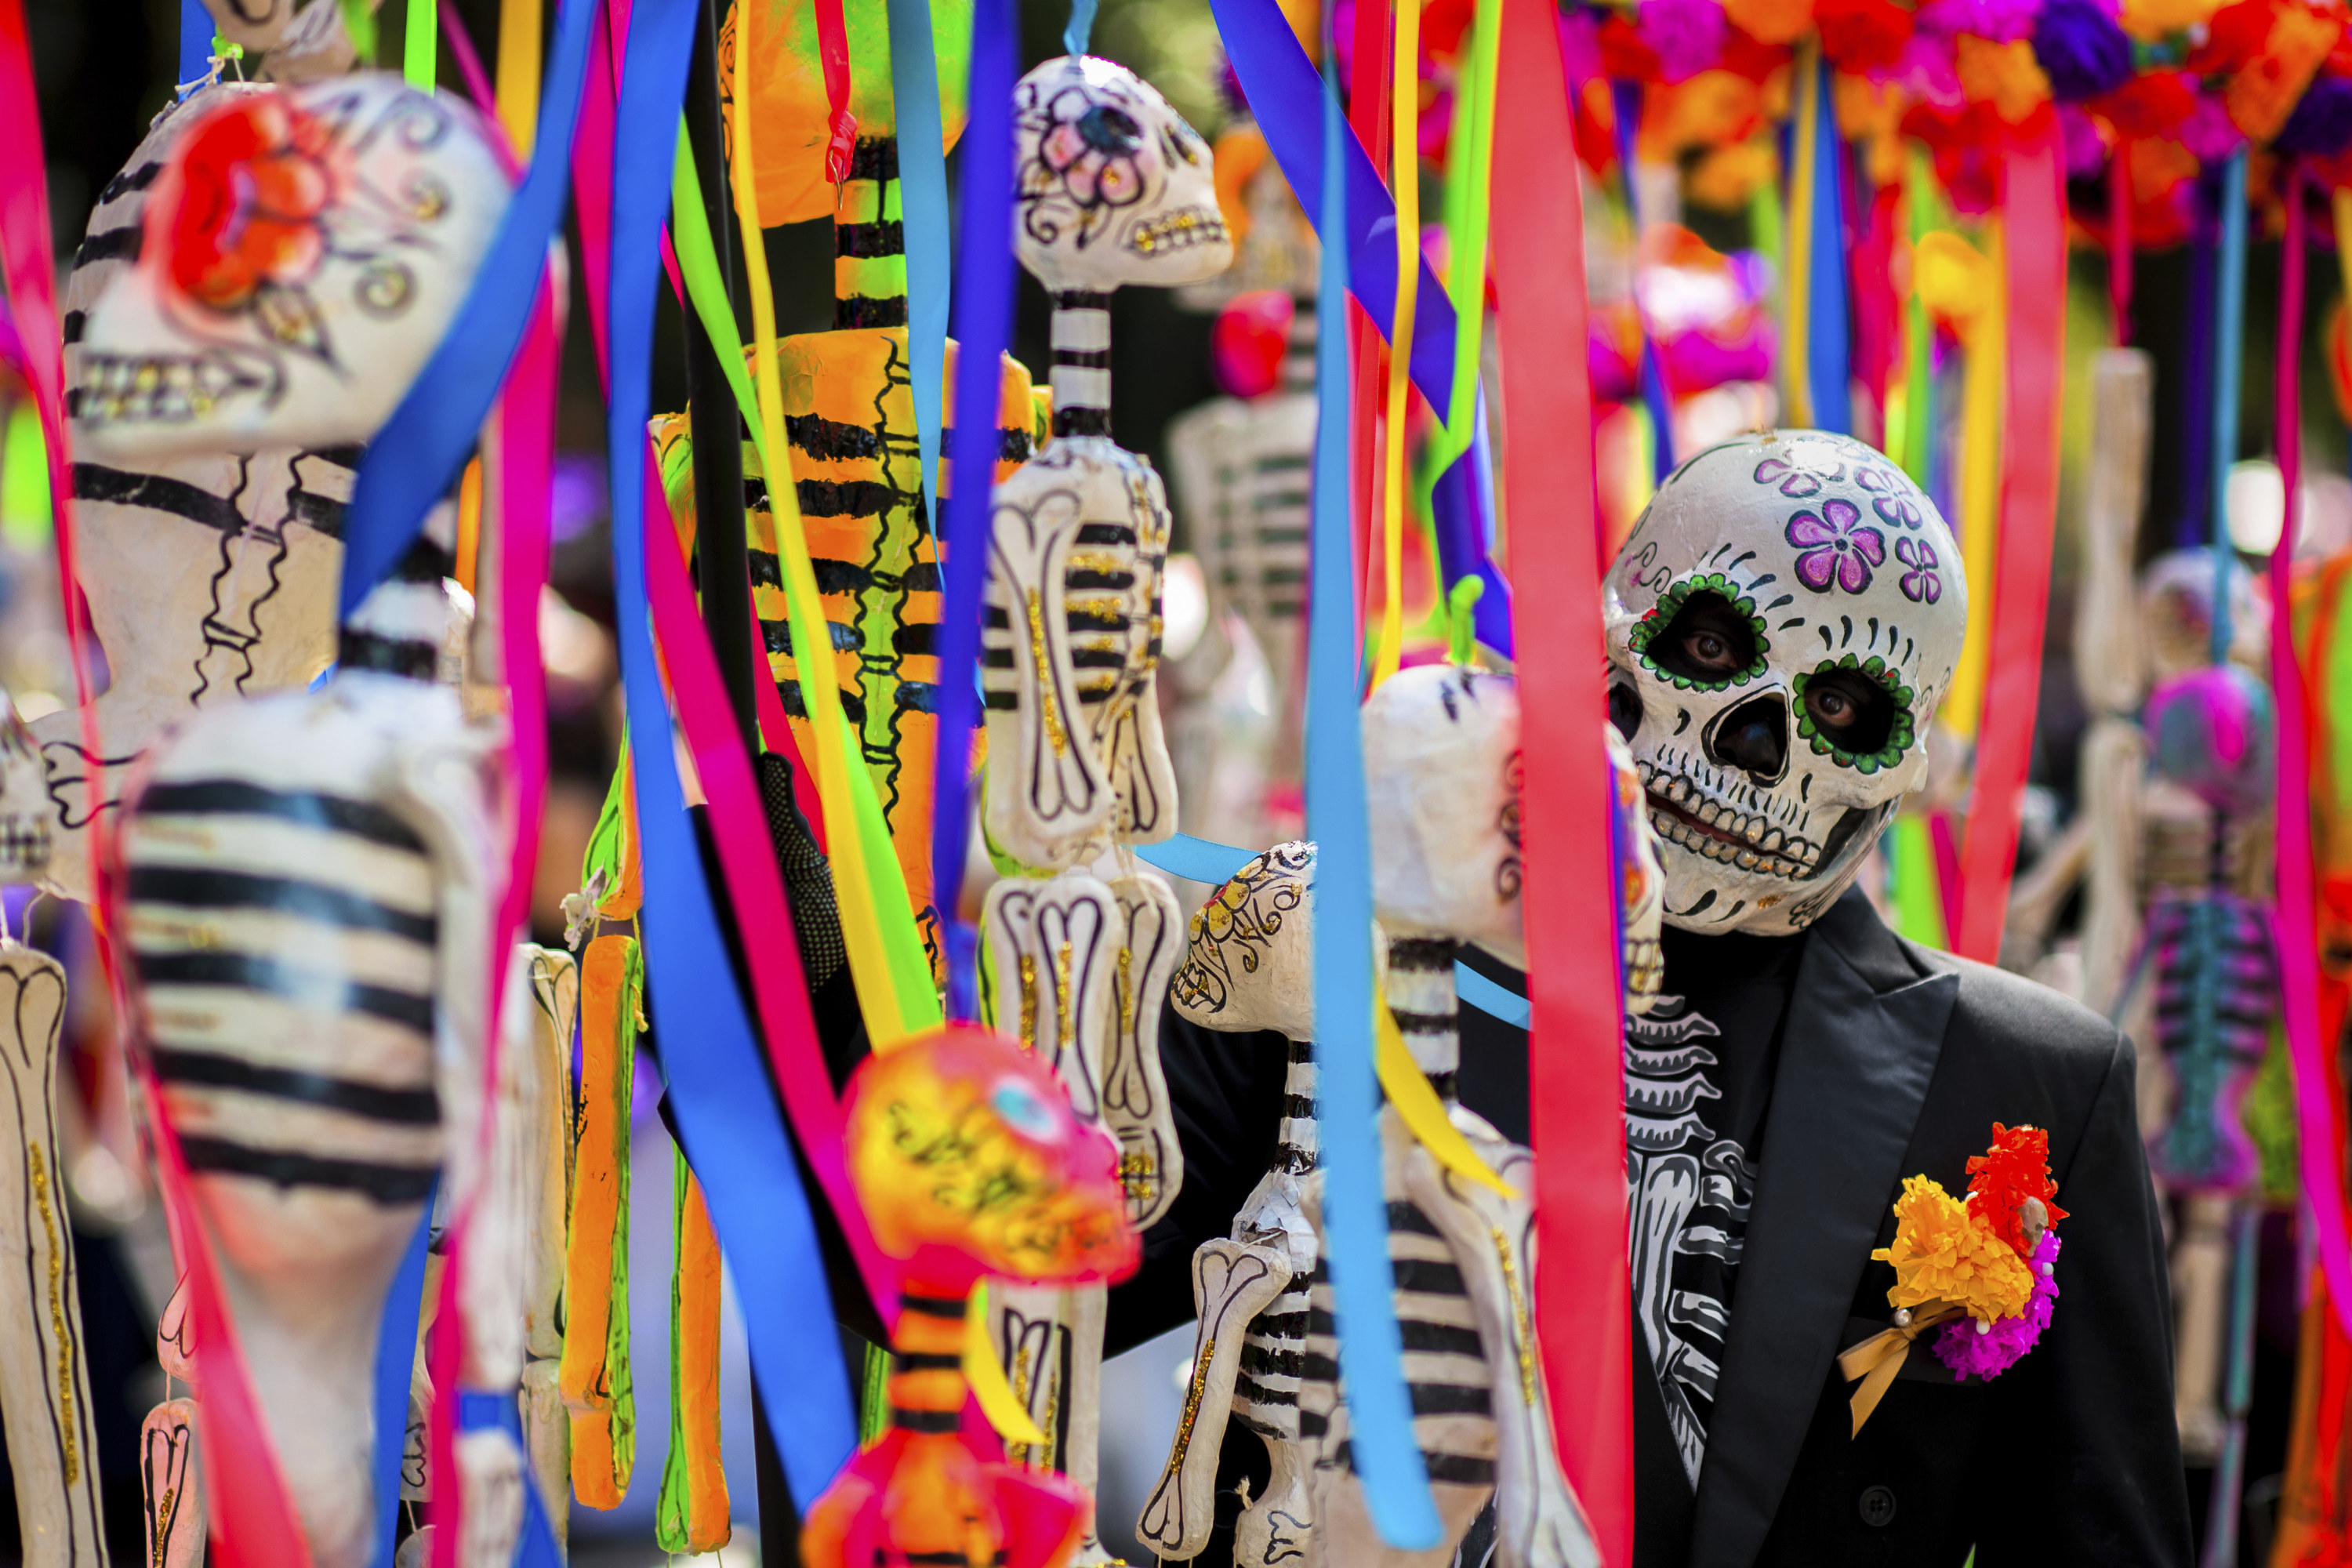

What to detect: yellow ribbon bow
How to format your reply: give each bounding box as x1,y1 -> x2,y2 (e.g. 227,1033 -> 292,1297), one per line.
1835,1301 -> 1965,1436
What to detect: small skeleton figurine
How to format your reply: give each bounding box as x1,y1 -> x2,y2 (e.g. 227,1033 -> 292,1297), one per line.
1135,841 -> 1319,1567
978,53 -> 1231,1562
72,70 -> 514,1567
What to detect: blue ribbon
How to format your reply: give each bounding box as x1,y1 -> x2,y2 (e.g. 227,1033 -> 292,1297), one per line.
178,0 -> 210,92
1804,49 -> 1851,437
607,0 -> 857,1507
928,0 -> 1017,1021
1062,0 -> 1100,56
368,1187 -> 435,1568
1426,386 -> 1512,659
452,1392 -> 564,1568
1304,44 -> 1439,1549
1209,0 -> 1457,419
338,0 -> 598,618
887,0 -> 949,535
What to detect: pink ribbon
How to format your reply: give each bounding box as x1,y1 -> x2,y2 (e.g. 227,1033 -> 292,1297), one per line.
2270,167 -> 2352,1338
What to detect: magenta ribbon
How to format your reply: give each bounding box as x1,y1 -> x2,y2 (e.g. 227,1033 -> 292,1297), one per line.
2270,167 -> 2352,1336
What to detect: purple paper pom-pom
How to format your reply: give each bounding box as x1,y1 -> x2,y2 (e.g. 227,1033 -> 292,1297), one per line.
1917,0 -> 2041,43
1935,1231 -> 2060,1382
2033,0 -> 2134,101
1640,0 -> 1729,84
2278,74 -> 2352,158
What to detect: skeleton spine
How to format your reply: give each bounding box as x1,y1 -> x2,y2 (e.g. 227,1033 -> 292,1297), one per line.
1385,935 -> 1463,1096
887,1290 -> 971,1434
1051,292 -> 1115,439
1232,1036 -> 1318,1440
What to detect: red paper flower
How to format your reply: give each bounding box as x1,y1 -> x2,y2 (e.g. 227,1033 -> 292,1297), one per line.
1817,0 -> 1916,73
162,94 -> 343,314
2089,70 -> 2200,137
1965,1123 -> 2070,1256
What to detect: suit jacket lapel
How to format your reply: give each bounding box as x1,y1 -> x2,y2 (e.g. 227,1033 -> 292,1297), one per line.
1685,893 -> 1958,1568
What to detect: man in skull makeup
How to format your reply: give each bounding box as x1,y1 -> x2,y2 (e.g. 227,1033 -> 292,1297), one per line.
1602,431 -> 2187,1565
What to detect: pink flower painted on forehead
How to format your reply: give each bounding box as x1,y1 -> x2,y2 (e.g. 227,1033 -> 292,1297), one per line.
1787,499 -> 1886,594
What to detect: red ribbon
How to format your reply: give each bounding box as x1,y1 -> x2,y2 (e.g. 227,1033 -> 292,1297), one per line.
1494,0 -> 1630,1558
815,0 -> 857,183
1955,127 -> 2064,964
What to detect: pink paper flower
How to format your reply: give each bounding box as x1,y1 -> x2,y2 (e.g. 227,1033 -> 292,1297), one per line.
1640,0 -> 1730,84
1935,1230 -> 2060,1381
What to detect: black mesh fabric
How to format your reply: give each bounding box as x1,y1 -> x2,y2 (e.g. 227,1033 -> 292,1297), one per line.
757,751 -> 846,989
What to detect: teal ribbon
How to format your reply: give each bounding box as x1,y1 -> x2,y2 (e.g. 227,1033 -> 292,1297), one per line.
2210,149 -> 2247,662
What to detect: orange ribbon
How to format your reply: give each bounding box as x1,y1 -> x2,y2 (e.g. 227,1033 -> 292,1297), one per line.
1838,1301 -> 1965,1436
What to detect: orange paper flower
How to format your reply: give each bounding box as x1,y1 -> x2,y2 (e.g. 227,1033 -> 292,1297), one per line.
162,94 -> 342,312
1873,1175 -> 2035,1323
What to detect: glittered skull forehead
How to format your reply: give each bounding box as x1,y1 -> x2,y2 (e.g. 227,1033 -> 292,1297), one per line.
1603,430 -> 1967,934
1013,56 -> 1232,291
74,74 -> 510,459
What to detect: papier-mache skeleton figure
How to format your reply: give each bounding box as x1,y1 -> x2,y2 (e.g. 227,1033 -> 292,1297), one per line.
978,53 -> 1232,1561
23,78 -> 361,907
1139,713 -> 1662,1568
71,70 -> 522,1567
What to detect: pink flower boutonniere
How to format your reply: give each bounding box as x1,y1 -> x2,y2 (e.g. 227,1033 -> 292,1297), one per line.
1838,1124 -> 2067,1434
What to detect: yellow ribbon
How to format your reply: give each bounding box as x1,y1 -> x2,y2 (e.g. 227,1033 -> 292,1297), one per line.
1835,1300 -> 1963,1436
495,0 -> 542,154
962,1280 -> 1051,1448
1372,0 -> 1422,690
1782,38 -> 1820,429
1374,980 -> 1516,1198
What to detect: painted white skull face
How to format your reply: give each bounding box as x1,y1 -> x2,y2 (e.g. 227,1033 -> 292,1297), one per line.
1603,430 -> 1968,935
1013,56 -> 1233,292
74,74 -> 511,459
1361,663 -> 1524,968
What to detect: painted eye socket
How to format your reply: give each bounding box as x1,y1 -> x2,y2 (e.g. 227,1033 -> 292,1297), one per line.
990,1077 -> 1064,1142
1792,657 -> 1916,774
1630,576 -> 1771,691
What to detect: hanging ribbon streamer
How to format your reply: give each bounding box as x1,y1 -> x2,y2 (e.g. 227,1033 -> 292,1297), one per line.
1207,0 -> 1457,415
177,0 -> 210,90
1370,0 -> 1421,688
1610,80 -> 1677,484
0,4 -> 312,1559
2270,169 -> 2352,1339
928,0 -> 1017,1018
1303,30 -> 1441,1549
1804,48 -> 1849,434
1783,42 -> 1818,429
1954,126 -> 2063,964
1937,221 -> 2004,740
368,1198 -> 435,1568
815,0 -> 858,183
1063,0 -> 1099,54
602,0 -> 860,1510
406,0 -> 437,87
1492,0 -> 1631,1555
499,0 -> 545,152
887,0 -> 950,532
2211,150 -> 2249,659
1897,147 -> 1935,485
341,0 -> 599,614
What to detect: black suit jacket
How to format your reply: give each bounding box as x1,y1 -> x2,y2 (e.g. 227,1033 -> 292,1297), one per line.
1657,888 -> 2190,1567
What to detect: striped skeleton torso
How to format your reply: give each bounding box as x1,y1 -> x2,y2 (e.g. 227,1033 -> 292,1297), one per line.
1298,937 -> 1499,1534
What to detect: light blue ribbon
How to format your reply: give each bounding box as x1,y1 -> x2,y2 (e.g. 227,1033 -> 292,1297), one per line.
606,0 -> 857,1504
1303,42 -> 1439,1548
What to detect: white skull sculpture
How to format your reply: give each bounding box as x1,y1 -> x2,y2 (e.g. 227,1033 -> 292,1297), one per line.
1606,725 -> 1665,1015
1012,56 -> 1233,292
1602,430 -> 1969,935
1361,662 -> 1525,969
75,74 -> 511,460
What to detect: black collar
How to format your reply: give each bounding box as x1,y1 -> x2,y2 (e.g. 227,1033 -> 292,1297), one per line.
1686,889 -> 1959,1568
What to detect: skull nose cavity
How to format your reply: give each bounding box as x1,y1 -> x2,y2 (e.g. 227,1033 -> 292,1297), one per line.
1706,694 -> 1788,782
